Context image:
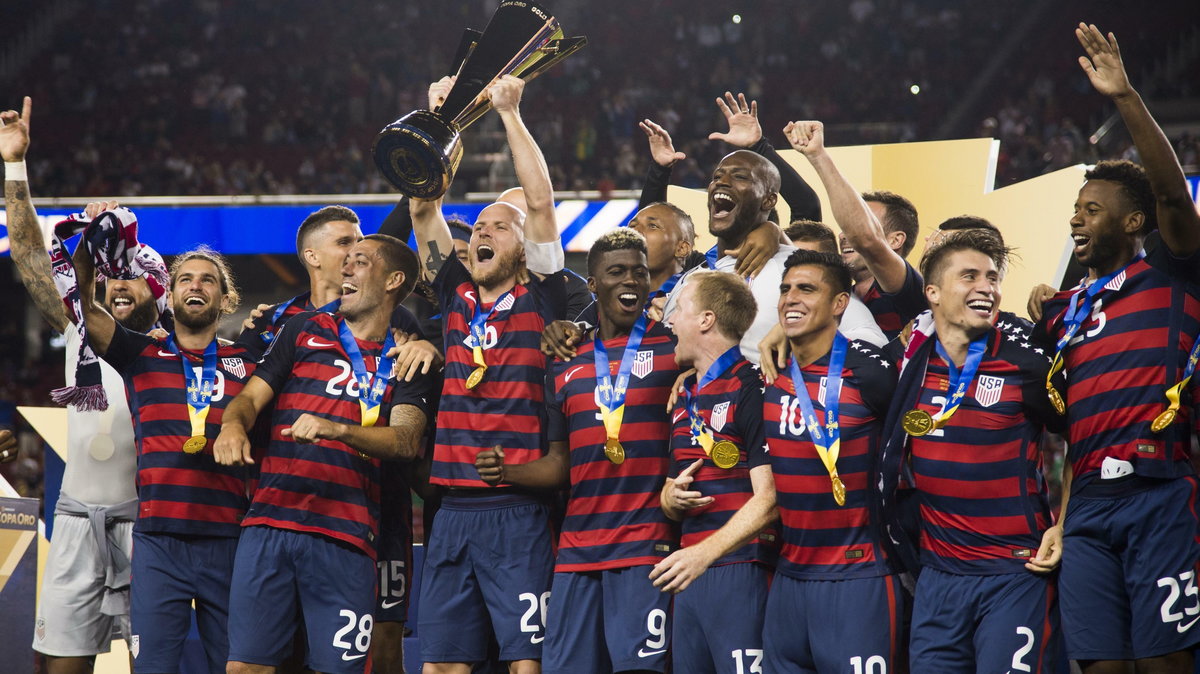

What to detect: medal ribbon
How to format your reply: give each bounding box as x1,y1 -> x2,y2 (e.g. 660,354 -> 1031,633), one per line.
594,313 -> 650,444
263,294 -> 340,344
683,346 -> 742,454
336,320 -> 397,427
166,335 -> 217,439
1046,253 -> 1143,393
1157,335 -> 1200,427
466,290 -> 514,374
788,333 -> 848,483
928,334 -> 989,430
651,273 -> 681,302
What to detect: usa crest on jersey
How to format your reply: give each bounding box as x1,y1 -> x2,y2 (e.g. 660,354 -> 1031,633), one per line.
710,401 -> 730,431
974,374 -> 1004,407
221,357 -> 247,379
632,350 -> 655,379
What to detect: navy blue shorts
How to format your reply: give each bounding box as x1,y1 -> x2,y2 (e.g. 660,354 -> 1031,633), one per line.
763,573 -> 907,673
672,563 -> 769,674
1060,476 -> 1200,660
130,532 -> 237,674
226,526 -> 376,674
417,494 -> 554,664
910,567 -> 1061,673
542,566 -> 672,674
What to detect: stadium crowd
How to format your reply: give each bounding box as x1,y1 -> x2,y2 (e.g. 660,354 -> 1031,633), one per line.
3,3 -> 1200,674
5,0 -> 1197,199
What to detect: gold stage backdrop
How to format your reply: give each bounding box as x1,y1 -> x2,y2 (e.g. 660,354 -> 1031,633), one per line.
669,137 -> 1088,315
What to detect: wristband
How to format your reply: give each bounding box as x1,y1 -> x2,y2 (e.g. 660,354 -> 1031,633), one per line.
4,161 -> 27,182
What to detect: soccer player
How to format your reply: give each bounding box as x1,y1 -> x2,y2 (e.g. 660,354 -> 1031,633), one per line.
1030,25 -> 1200,672
409,74 -> 587,674
214,235 -> 432,674
628,201 -> 696,305
648,271 -> 777,674
785,219 -> 887,347
74,243 -> 253,673
3,97 -> 154,673
475,229 -> 680,674
882,230 -> 1066,672
785,120 -> 927,339
762,249 -> 904,672
662,149 -> 795,365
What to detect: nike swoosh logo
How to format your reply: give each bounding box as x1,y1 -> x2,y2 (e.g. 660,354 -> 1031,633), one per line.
381,599 -> 403,609
564,366 -> 586,383
672,410 -> 687,424
637,648 -> 666,658
341,652 -> 367,661
530,635 -> 544,644
307,337 -> 336,349
464,290 -> 476,303
158,350 -> 175,357
1178,614 -> 1200,633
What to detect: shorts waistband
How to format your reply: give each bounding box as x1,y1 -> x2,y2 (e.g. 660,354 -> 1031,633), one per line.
441,488 -> 546,510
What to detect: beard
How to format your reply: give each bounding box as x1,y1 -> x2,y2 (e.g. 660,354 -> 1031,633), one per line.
111,298 -> 160,333
172,302 -> 221,331
469,245 -> 525,289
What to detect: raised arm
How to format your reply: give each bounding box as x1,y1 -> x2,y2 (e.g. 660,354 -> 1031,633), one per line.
70,236 -> 117,355
487,75 -> 558,245
2,97 -> 69,333
1077,23 -> 1200,256
409,196 -> 454,282
785,120 -> 910,292
637,118 -> 684,209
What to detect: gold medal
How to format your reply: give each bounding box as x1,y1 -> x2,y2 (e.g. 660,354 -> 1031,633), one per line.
604,438 -> 625,464
1151,407 -> 1177,434
901,409 -> 934,437
830,474 -> 847,507
182,435 -> 207,454
711,441 -> 740,469
465,365 -> 486,390
1046,383 -> 1066,415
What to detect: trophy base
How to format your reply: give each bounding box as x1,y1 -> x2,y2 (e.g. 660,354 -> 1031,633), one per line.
372,110 -> 464,200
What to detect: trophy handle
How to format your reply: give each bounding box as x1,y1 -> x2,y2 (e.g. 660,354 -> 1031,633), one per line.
453,33 -> 588,130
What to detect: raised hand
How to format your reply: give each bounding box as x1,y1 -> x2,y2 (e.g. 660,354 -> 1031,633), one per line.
708,91 -> 761,148
783,120 -> 825,157
84,200 -> 120,220
0,96 -> 32,162
486,75 -> 525,114
639,119 -> 686,167
428,76 -> 456,111
1076,23 -> 1133,100
0,429 -> 17,464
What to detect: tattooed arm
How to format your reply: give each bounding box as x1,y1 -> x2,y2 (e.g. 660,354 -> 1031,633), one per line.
409,195 -> 455,282
1,96 -> 69,333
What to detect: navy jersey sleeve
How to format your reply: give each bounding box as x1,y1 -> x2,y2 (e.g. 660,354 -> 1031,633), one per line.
254,311 -> 315,393
1147,242 -> 1200,285
101,322 -> 156,374
431,256 -> 473,314
737,375 -> 769,469
546,363 -> 568,444
881,261 -> 928,327
385,367 -> 435,421
1015,344 -> 1068,434
376,197 -> 413,242
389,304 -> 425,340
563,270 -> 595,322
638,162 -> 673,210
850,343 -> 899,418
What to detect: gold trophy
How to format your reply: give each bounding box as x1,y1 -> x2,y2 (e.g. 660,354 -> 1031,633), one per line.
372,1 -> 587,199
